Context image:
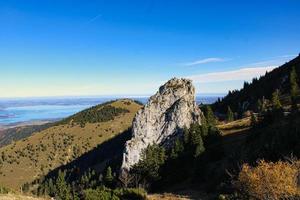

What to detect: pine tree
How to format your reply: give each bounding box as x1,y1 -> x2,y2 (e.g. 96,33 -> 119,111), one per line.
203,105 -> 216,126
170,138 -> 184,159
257,99 -> 261,113
290,67 -> 299,110
189,124 -> 205,158
48,178 -> 55,196
272,89 -> 282,109
200,115 -> 209,137
55,170 -> 71,200
257,98 -> 266,113
250,112 -> 258,126
71,182 -> 79,200
226,106 -> 234,122
133,144 -> 166,184
183,127 -> 190,144
290,66 -> 299,97
194,137 -> 205,158
104,166 -> 113,185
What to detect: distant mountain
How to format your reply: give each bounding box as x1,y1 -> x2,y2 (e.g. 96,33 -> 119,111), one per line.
0,99 -> 142,190
213,54 -> 300,113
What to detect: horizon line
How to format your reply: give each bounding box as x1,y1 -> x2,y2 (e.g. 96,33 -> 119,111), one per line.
0,93 -> 226,100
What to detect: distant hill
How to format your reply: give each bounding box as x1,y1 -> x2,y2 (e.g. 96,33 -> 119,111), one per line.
0,124 -> 52,148
213,54 -> 300,113
0,99 -> 142,190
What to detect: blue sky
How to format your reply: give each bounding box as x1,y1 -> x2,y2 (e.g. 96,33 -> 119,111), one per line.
0,0 -> 299,97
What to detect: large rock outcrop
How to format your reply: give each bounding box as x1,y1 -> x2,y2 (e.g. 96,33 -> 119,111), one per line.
121,78 -> 202,173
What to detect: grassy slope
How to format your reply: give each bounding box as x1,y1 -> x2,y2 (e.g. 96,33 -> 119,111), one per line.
0,99 -> 142,190
218,118 -> 251,156
0,193 -> 47,200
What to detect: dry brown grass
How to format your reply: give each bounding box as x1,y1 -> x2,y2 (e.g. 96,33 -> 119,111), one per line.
0,193 -> 47,200
148,193 -> 190,200
218,117 -> 251,136
0,100 -> 142,190
237,160 -> 300,200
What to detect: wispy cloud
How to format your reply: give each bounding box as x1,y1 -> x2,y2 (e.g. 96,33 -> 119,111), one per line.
186,53 -> 298,84
87,13 -> 102,23
187,66 -> 276,83
245,55 -> 297,67
183,57 -> 227,66
278,54 -> 298,58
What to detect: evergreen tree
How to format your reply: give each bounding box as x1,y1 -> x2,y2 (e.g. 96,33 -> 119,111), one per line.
186,124 -> 205,158
250,112 -> 258,126
226,106 -> 234,122
133,144 -> 166,183
104,166 -> 114,186
290,66 -> 299,97
48,178 -> 55,196
55,170 -> 71,200
290,66 -> 299,104
193,137 -> 205,158
190,125 -> 203,157
71,182 -> 79,200
203,105 -> 216,126
257,98 -> 266,113
170,138 -> 184,159
200,115 -> 209,137
257,99 -> 262,113
272,89 -> 282,109
183,127 -> 190,144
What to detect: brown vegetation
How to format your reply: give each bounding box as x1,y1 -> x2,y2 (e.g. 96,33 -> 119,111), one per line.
236,159 -> 300,200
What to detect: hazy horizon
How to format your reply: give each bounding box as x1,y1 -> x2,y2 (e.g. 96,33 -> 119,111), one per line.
0,92 -> 226,99
0,95 -> 221,126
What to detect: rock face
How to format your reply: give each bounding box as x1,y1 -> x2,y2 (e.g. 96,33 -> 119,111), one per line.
121,78 -> 202,172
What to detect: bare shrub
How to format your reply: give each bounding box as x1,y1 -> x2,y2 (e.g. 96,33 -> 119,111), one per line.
236,160 -> 300,200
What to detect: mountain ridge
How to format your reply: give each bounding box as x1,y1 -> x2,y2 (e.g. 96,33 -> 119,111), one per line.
0,99 -> 142,190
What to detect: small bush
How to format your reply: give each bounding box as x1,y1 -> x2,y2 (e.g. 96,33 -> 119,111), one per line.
236,160 -> 300,200
114,188 -> 147,200
83,187 -> 147,200
0,185 -> 10,194
84,188 -> 118,200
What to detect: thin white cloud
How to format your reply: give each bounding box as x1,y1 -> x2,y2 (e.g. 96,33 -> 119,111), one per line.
278,54 -> 298,58
88,13 -> 102,23
187,66 -> 276,83
183,57 -> 227,66
245,55 -> 297,67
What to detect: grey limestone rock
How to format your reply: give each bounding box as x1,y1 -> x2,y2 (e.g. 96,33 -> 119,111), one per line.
121,78 -> 202,173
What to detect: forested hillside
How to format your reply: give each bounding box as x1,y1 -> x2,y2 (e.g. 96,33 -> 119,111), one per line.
213,54 -> 300,114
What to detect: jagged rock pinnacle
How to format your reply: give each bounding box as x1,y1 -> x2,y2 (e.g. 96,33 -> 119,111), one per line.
121,78 -> 202,173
